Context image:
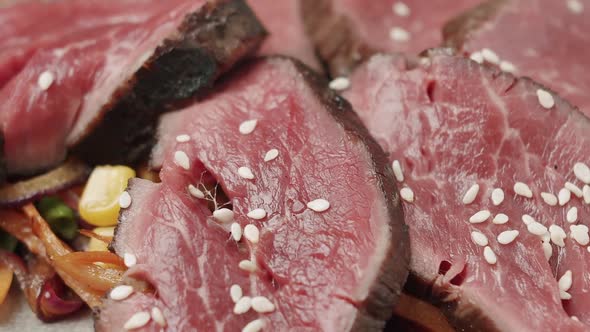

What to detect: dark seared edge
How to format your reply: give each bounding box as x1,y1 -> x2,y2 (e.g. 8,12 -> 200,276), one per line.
290,57 -> 410,331
301,0 -> 376,78
72,0 -> 266,166
442,0 -> 508,51
405,274 -> 500,332
0,132 -> 5,184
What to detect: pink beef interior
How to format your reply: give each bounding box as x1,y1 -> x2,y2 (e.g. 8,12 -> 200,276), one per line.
0,0 -> 204,174
98,58 -> 404,331
327,0 -> 482,55
247,0 -> 322,72
448,0 -> 590,118
344,52 -> 590,331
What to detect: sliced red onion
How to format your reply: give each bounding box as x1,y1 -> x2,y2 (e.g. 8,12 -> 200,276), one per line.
37,275 -> 84,322
0,159 -> 90,207
0,251 -> 84,321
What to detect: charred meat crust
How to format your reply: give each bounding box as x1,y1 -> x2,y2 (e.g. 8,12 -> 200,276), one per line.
405,273 -> 501,332
301,0 -> 376,77
289,58 -> 410,331
72,0 -> 266,166
0,132 -> 5,184
442,0 -> 509,50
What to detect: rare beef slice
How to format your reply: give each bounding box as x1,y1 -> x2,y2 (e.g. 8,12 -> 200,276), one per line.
344,50 -> 590,331
96,57 -> 409,332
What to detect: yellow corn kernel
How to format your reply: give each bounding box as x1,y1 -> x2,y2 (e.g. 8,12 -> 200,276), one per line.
86,227 -> 115,252
79,166 -> 135,227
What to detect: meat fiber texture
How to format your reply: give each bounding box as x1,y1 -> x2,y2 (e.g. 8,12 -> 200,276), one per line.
0,0 -> 265,176
444,0 -> 590,118
301,0 -> 483,76
344,50 -> 590,331
247,0 -> 322,72
96,57 -> 409,331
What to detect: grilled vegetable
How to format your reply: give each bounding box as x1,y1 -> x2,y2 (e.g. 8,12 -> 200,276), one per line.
78,166 -> 135,227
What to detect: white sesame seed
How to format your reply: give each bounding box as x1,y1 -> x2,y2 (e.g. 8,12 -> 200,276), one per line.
242,319 -> 265,332
471,231 -> 488,246
119,191 -> 132,208
389,27 -> 410,42
572,316 -> 579,321
588,246 -> 590,253
497,230 -> 519,245
491,188 -> 504,206
573,162 -> 590,184
567,207 -> 578,223
522,214 -> 536,225
541,231 -> 550,243
231,222 -> 242,242
124,253 -> 137,267
251,296 -> 275,313
392,160 -> 404,182
44,292 -> 50,299
188,184 -> 205,199
230,284 -> 243,303
123,311 -> 150,330
492,213 -> 509,224
213,208 -> 234,223
110,285 -> 133,301
233,296 -> 252,314
514,182 -> 533,198
329,77 -> 351,91
247,208 -> 267,220
499,61 -> 516,73
244,224 -> 260,244
483,246 -> 497,264
392,2 -> 410,16
151,307 -> 166,327
560,289 -> 572,300
307,199 -> 330,212
37,71 -> 54,90
567,0 -> 584,14
238,260 -> 257,272
570,225 -> 590,245
481,48 -> 500,64
400,187 -> 414,202
239,119 -> 258,135
559,188 -> 571,206
543,241 -> 553,260
469,210 -> 491,224
175,134 -> 190,142
536,89 -> 555,109
584,185 -> 590,204
469,52 -> 484,64
462,184 -> 479,205
173,151 -> 190,170
238,166 -> 255,180
527,222 -> 548,236
549,224 -> 567,247
558,270 -> 573,292
565,182 -> 583,198
540,192 -> 557,206
419,57 -> 431,66
264,149 -> 279,162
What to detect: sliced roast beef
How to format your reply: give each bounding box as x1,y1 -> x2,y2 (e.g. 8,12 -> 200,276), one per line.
302,0 -> 482,76
444,0 -> 590,118
0,0 -> 172,89
247,0 -> 322,72
96,57 -> 409,331
343,50 -> 590,331
0,0 -> 265,176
